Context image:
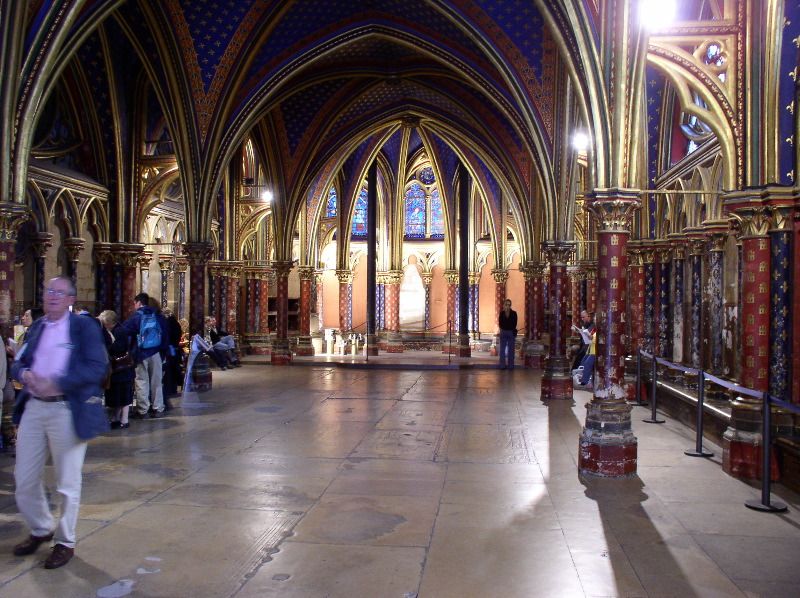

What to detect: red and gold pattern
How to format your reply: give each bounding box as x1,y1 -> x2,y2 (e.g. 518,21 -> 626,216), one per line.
298,266 -> 314,337
184,242 -> 213,336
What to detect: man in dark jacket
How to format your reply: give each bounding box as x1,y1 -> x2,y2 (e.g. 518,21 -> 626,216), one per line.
498,299 -> 518,370
162,307 -> 183,398
121,292 -> 168,418
11,276 -> 108,569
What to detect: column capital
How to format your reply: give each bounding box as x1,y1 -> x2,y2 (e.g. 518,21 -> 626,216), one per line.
688,238 -> 707,256
175,258 -> 188,273
183,241 -> 214,266
297,265 -> 315,281
224,261 -> 244,278
421,272 -> 433,286
93,241 -> 113,265
521,262 -> 545,279
443,269 -> 459,284
63,237 -> 86,262
626,246 -> 644,267
0,203 -> 30,241
272,260 -> 294,278
31,232 -> 54,259
158,255 -> 174,271
732,206 -> 770,239
769,205 -> 794,232
585,189 -> 641,232
384,270 -> 403,285
335,268 -> 353,284
490,269 -> 507,284
137,250 -> 154,269
541,241 -> 574,265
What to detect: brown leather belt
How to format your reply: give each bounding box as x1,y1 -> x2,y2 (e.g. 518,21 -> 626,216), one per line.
33,395 -> 65,402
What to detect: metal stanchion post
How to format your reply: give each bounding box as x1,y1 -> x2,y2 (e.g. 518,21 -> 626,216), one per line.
746,393 -> 787,512
685,370 -> 713,457
643,354 -> 665,424
635,351 -> 643,406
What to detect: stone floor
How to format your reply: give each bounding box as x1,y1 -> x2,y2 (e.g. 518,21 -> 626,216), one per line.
0,358 -> 799,597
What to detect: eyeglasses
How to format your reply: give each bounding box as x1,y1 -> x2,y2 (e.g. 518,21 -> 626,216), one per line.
46,288 -> 74,298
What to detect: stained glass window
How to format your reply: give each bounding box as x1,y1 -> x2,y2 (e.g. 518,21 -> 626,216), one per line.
419,166 -> 435,185
351,187 -> 368,237
404,182 -> 426,238
430,188 -> 444,238
325,186 -> 337,217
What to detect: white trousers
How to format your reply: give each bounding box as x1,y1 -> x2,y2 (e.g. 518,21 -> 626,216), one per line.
135,353 -> 164,414
15,399 -> 87,548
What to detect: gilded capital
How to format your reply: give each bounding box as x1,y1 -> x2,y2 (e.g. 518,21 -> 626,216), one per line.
183,242 -> 214,266
272,260 -> 294,278
298,266 -> 315,281
136,250 -> 154,269
443,270 -> 459,284
385,269 -> 403,285
158,256 -> 173,272
490,269 -> 508,284
335,268 -> 353,284
0,203 -> 30,242
769,206 -> 793,231
585,192 -> 640,232
31,232 -> 54,259
63,238 -> 86,262
421,272 -> 433,286
541,241 -> 574,265
688,238 -> 707,256
731,207 -> 770,239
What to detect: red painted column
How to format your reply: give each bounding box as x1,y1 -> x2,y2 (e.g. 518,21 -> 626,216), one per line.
384,270 -> 403,352
586,265 -> 597,313
443,270 -> 458,353
271,260 -> 293,364
541,242 -> 574,400
184,242 -> 213,336
724,207 -> 772,479
295,266 -> 315,356
336,269 -> 353,334
578,191 -> 640,478
627,246 -> 645,354
0,204 -> 29,336
523,263 -> 546,368
225,264 -> 241,338
120,245 -> 143,319
259,273 -> 270,333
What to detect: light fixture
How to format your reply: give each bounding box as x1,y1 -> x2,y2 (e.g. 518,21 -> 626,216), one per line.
640,0 -> 675,30
261,190 -> 273,203
572,131 -> 590,152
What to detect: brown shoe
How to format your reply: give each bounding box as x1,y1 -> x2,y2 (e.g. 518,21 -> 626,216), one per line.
44,544 -> 74,569
13,533 -> 54,556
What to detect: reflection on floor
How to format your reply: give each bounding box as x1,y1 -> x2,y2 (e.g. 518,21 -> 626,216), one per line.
1,360 -> 799,597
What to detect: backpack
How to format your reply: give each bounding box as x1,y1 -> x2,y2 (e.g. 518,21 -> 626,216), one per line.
138,311 -> 162,349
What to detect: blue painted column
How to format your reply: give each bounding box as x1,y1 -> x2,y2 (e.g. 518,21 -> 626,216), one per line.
671,242 -> 686,364
769,210 -> 793,400
642,248 -> 656,354
707,233 -> 726,375
688,239 -> 704,369
657,247 -> 672,360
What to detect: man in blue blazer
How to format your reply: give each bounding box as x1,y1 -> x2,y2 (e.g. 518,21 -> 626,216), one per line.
10,276 -> 108,569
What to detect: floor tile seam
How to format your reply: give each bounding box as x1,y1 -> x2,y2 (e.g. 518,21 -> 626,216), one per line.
411,459 -> 450,598
137,501 -> 309,515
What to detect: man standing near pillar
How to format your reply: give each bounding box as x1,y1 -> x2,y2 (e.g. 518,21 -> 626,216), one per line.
498,299 -> 518,370
122,293 -> 168,418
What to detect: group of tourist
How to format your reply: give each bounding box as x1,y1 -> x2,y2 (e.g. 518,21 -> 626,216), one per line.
0,277 -> 242,569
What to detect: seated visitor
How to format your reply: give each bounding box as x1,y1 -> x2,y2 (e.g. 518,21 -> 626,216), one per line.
573,328 -> 596,389
203,317 -> 241,369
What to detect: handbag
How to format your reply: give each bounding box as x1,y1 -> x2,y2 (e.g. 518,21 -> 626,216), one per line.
111,352 -> 134,373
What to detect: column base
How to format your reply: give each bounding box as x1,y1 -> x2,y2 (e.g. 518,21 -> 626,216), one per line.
270,339 -> 293,365
385,332 -> 404,353
364,334 -> 379,356
294,336 -> 315,356
578,400 -> 638,477
489,336 -> 499,356
722,396 -> 779,480
523,341 -> 546,369
454,333 -> 471,357
541,356 -> 572,400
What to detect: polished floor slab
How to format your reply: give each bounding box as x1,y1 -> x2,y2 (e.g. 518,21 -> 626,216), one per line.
0,358 -> 798,597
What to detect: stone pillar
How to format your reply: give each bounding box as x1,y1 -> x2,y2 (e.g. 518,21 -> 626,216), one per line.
176,259 -> 188,321
225,263 -> 241,336
384,270 -> 403,352
184,242 -> 213,335
627,246 -> 645,354
657,246 -> 672,360
541,242 -> 574,400
63,238 -> 85,288
296,266 -> 315,356
585,265 -> 597,312
670,241 -> 687,365
137,250 -> 153,299
336,268 -> 353,334
421,272 -> 433,332
315,270 -> 324,335
578,191 -> 640,478
117,245 -> 142,319
376,273 -> 385,332
641,247 -> 656,354
30,232 -> 53,307
688,239 -> 705,369
724,208 -> 771,479
158,255 -> 171,308
523,263 -> 546,368
490,269 -> 507,353
93,241 -> 113,312
707,232 -> 726,374
470,271 -> 481,339
443,270 -> 458,353
271,260 -> 293,365
0,204 -> 29,334
568,267 -> 582,328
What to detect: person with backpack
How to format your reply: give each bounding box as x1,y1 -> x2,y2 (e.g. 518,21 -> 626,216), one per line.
121,293 -> 168,419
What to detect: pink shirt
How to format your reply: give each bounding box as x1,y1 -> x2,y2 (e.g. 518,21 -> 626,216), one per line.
30,311 -> 72,382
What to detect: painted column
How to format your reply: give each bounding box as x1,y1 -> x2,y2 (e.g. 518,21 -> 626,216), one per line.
225,264 -> 241,338
769,207 -> 793,401
688,239 -> 705,369
625,246 -> 645,400
793,212 -> 800,404
315,270 -> 324,335
578,191 -> 640,478
137,250 -> 153,298
32,232 -> 54,307
118,245 -> 142,319
336,269 -> 353,334
470,271 -> 481,339
657,246 -> 672,360
568,267 -> 582,329
158,256 -> 171,308
541,241 -> 574,400
376,273 -> 385,331
207,263 -> 218,324
271,260 -> 293,365
642,247 -> 656,354
724,207 -> 771,479
0,204 -> 29,335
523,263 -> 546,368
670,241 -> 686,365
443,270 -> 458,353
296,266 -> 315,356
421,272 -> 433,332
111,247 -> 123,317
176,259 -> 188,321
92,242 -> 113,312
384,270 -> 403,352
707,232 -> 726,375
184,242 -> 212,336
63,238 -> 85,288
585,264 -> 597,313
490,269 -> 507,352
